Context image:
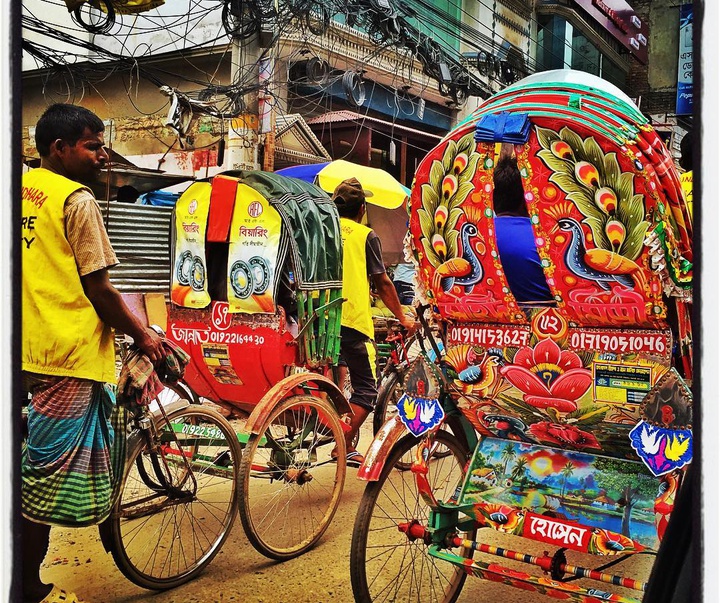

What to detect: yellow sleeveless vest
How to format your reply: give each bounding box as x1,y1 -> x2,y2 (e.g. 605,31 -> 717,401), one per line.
340,218 -> 374,339
22,168 -> 116,383
680,170 -> 693,218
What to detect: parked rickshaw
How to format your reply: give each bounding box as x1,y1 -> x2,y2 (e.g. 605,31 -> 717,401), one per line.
112,170 -> 352,588
350,70 -> 693,603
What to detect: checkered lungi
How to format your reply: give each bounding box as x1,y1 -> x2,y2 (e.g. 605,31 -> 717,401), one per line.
22,374 -> 128,527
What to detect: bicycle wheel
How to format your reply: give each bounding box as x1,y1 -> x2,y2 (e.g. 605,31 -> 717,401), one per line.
238,394 -> 346,560
350,431 -> 473,603
372,370 -> 403,435
108,405 -> 242,590
152,381 -> 200,408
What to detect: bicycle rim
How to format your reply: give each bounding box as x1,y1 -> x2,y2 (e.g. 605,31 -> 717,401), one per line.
109,405 -> 241,590
350,431 -> 473,603
238,395 -> 346,560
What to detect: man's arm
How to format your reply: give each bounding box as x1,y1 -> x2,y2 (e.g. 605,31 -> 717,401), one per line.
81,268 -> 165,363
371,272 -> 416,332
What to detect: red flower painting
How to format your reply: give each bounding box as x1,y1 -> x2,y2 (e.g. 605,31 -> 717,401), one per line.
500,338 -> 592,413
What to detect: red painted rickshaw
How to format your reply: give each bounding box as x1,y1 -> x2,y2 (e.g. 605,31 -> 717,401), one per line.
350,70 -> 693,603
163,170 -> 351,560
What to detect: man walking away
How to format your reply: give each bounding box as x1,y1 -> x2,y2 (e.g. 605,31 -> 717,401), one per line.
332,178 -> 415,467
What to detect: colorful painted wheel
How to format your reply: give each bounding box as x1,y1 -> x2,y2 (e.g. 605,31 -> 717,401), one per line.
175,250 -> 193,286
230,260 -> 253,299
249,256 -> 270,294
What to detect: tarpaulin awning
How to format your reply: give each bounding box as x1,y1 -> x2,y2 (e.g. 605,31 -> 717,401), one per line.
223,171 -> 343,289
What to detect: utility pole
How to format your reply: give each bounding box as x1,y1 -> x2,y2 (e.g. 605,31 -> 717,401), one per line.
226,1 -> 278,172
227,31 -> 261,171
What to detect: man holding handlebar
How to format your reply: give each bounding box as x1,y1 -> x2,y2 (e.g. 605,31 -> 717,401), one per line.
20,104 -> 165,603
331,178 -> 416,467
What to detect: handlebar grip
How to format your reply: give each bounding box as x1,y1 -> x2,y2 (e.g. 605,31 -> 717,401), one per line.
150,324 -> 166,337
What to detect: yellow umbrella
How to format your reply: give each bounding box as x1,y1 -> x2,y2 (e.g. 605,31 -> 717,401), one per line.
276,160 -> 409,209
316,160 -> 409,209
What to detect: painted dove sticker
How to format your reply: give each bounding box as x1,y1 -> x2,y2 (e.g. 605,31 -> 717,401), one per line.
396,393 -> 445,437
629,421 -> 692,477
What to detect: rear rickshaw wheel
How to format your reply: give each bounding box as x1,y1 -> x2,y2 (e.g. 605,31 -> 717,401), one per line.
108,404 -> 242,590
350,431 -> 474,603
238,394 -> 346,560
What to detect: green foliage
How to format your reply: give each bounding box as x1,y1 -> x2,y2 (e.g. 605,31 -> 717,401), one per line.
565,403 -> 609,428
593,458 -> 658,502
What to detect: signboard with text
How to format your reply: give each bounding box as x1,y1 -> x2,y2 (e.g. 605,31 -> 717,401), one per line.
676,4 -> 693,115
573,0 -> 649,64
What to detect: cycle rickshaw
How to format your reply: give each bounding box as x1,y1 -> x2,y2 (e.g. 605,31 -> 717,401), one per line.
350,70 -> 693,603
107,170 -> 351,589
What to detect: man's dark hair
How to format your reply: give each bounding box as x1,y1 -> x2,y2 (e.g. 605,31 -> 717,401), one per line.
34,103 -> 105,157
493,155 -> 527,216
679,131 -> 692,172
335,199 -> 364,218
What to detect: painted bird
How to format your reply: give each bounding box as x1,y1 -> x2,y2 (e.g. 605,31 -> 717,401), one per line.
589,528 -> 634,554
432,222 -> 484,292
556,217 -> 645,291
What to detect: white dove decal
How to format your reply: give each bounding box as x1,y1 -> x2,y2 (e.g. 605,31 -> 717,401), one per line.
420,400 -> 435,425
640,424 -> 662,454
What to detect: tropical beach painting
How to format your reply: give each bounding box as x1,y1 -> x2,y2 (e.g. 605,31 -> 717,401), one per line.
459,437 -> 660,550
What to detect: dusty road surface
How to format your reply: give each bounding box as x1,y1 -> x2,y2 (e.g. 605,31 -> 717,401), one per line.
40,422 -> 654,603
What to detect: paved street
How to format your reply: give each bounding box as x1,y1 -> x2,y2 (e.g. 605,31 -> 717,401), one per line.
41,422 -> 654,603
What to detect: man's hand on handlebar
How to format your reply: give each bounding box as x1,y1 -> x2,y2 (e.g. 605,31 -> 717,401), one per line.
134,327 -> 166,364
398,314 -> 418,335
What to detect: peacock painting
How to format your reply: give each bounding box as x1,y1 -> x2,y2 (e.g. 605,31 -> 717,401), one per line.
536,126 -> 650,292
417,132 -> 484,296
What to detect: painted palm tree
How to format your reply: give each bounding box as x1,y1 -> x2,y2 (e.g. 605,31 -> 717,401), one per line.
500,443 -> 517,477
510,457 -> 528,483
560,461 -> 576,501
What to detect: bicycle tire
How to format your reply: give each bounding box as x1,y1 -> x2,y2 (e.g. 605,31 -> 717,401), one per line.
372,370 -> 403,435
238,394 -> 346,560
108,405 -> 242,590
350,431 -> 474,603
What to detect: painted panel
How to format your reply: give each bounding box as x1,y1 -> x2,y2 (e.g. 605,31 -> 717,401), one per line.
447,308 -> 672,459
459,436 -> 660,551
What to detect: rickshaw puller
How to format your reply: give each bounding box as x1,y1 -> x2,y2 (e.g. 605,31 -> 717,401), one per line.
20,104 -> 165,603
331,178 -> 416,467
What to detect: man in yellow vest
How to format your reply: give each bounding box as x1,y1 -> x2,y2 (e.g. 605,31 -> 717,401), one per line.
21,104 -> 165,603
332,178 -> 415,467
679,131 -> 693,219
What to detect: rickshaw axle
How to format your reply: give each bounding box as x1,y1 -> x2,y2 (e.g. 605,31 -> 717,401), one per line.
449,536 -> 647,592
398,520 -> 432,545
285,468 -> 313,485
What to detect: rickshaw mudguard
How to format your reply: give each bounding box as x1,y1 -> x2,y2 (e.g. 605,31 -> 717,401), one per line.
357,415 -> 408,481
242,372 -> 352,435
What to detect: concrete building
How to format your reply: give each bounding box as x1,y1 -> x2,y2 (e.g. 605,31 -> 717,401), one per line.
21,0 -> 533,188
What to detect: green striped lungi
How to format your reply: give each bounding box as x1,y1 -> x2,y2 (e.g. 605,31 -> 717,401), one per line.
22,375 -> 128,527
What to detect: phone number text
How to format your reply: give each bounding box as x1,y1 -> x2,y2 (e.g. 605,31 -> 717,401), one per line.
447,325 -> 530,348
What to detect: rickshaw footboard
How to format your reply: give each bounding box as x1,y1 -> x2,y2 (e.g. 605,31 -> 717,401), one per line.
429,539 -> 646,603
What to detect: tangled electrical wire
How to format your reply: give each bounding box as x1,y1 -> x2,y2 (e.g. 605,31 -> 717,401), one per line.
23,0 -> 572,143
